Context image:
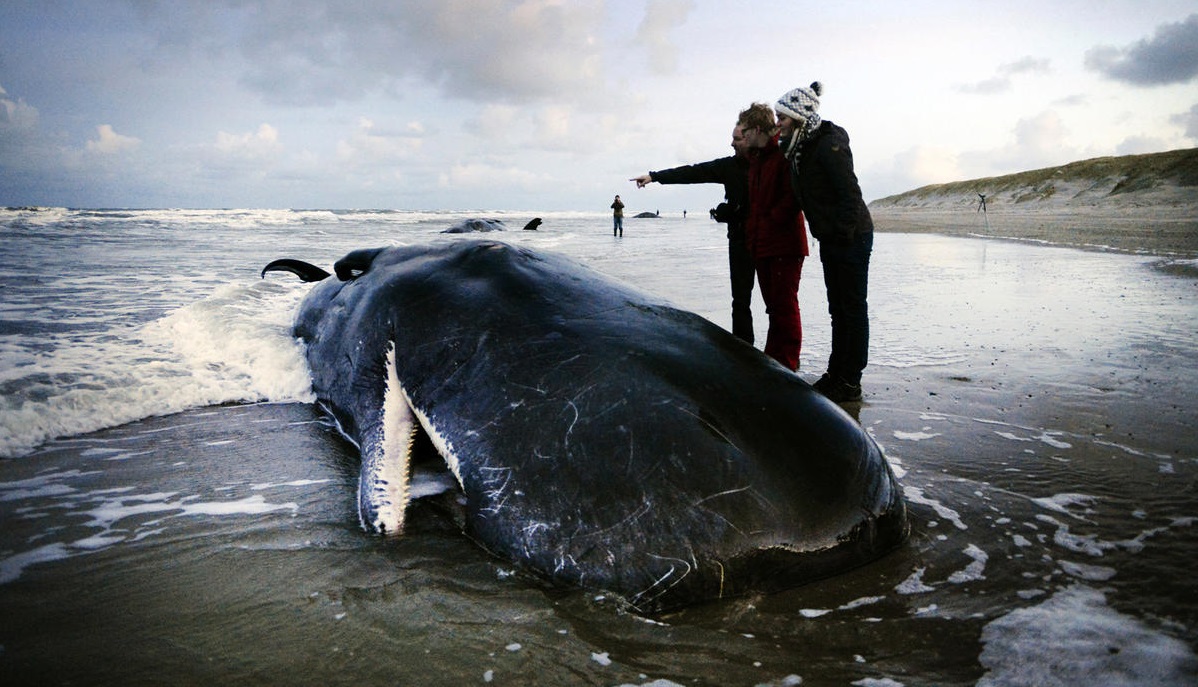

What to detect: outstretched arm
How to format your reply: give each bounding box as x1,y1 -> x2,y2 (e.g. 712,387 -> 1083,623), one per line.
631,174 -> 654,188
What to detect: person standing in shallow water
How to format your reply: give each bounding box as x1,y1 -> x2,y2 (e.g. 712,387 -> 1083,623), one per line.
611,195 -> 625,236
738,103 -> 807,372
776,81 -> 873,402
630,123 -> 755,344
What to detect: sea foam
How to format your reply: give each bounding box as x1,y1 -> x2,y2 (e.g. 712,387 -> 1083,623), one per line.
978,585 -> 1198,686
0,278 -> 313,458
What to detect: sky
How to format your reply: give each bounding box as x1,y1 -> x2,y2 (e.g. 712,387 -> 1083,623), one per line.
1,0 -> 1196,211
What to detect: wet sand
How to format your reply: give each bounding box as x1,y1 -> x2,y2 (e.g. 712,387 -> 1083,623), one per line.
871,205 -> 1198,259
843,223 -> 1197,464
1,216 -> 1195,685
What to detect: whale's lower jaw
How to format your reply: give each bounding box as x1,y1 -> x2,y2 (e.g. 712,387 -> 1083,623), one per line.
357,343 -> 465,536
357,344 -> 416,535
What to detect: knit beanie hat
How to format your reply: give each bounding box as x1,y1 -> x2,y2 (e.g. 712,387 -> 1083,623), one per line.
777,81 -> 823,160
776,81 -> 822,125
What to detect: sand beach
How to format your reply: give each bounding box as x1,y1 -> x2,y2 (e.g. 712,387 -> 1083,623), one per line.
0,207 -> 1195,685
871,203 -> 1198,258
868,148 -> 1198,260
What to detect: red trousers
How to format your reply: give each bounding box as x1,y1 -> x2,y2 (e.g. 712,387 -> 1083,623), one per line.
755,256 -> 804,371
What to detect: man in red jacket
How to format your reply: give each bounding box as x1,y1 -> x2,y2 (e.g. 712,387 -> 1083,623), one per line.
738,103 -> 808,371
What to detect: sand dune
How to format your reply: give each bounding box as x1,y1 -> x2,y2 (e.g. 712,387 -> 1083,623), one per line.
868,148 -> 1198,257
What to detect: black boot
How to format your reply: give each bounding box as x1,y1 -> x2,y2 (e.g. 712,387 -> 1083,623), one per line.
814,374 -> 862,403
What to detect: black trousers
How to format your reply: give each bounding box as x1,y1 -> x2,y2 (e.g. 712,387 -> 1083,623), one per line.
727,223 -> 755,344
819,230 -> 872,385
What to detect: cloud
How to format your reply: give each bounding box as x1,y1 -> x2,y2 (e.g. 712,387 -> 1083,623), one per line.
872,112 -> 1075,197
877,145 -> 964,192
196,124 -> 284,179
1003,56 -> 1052,76
1171,104 -> 1198,138
214,123 -> 281,157
1114,135 -> 1173,156
86,124 -> 141,154
0,84 -> 39,132
1085,14 -> 1198,85
144,0 -> 611,106
464,104 -> 522,143
952,110 -> 1073,178
955,76 -> 1012,96
437,161 -> 547,192
0,85 -> 49,202
336,117 -> 424,166
1011,110 -> 1067,158
633,0 -> 696,75
531,106 -> 574,149
1054,94 -> 1088,108
956,56 -> 1051,94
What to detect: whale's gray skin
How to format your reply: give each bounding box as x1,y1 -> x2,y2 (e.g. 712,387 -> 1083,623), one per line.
441,218 -> 506,233
263,240 -> 907,612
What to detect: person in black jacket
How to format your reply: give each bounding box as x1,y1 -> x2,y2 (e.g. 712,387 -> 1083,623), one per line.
630,124 -> 755,344
776,81 -> 873,402
611,195 -> 625,236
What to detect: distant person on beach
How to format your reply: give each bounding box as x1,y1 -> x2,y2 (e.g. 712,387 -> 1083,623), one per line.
776,81 -> 873,402
611,195 -> 625,236
630,124 -> 755,344
739,103 -> 807,371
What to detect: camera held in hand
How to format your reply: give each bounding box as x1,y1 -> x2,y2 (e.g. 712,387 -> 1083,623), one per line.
710,202 -> 741,224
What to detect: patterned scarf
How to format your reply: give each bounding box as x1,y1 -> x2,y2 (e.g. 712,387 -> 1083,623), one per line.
781,115 -> 819,179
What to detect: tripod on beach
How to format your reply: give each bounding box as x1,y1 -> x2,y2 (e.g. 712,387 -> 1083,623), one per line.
977,193 -> 990,230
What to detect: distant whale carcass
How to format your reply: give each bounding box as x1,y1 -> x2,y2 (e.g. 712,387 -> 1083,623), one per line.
442,218 -> 506,233
262,240 -> 907,612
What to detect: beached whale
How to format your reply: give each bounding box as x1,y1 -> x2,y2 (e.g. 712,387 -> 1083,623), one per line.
262,240 -> 907,612
442,218 -> 506,233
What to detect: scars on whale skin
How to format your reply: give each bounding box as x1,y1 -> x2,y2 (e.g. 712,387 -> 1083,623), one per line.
262,240 -> 908,612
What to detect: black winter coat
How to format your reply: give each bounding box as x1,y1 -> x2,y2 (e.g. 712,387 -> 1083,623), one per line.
789,121 -> 873,244
651,156 -> 750,225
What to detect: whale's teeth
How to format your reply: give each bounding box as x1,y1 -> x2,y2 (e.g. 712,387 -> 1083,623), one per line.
399,384 -> 464,493
358,343 -> 416,536
357,342 -> 468,537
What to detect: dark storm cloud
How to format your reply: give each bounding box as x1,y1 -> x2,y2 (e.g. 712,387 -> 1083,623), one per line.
1085,13 -> 1198,86
136,0 -> 609,106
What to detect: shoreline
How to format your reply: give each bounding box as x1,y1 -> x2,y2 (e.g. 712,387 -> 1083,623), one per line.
870,206 -> 1198,260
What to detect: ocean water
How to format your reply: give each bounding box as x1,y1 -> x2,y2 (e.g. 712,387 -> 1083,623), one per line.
0,207 -> 1195,685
